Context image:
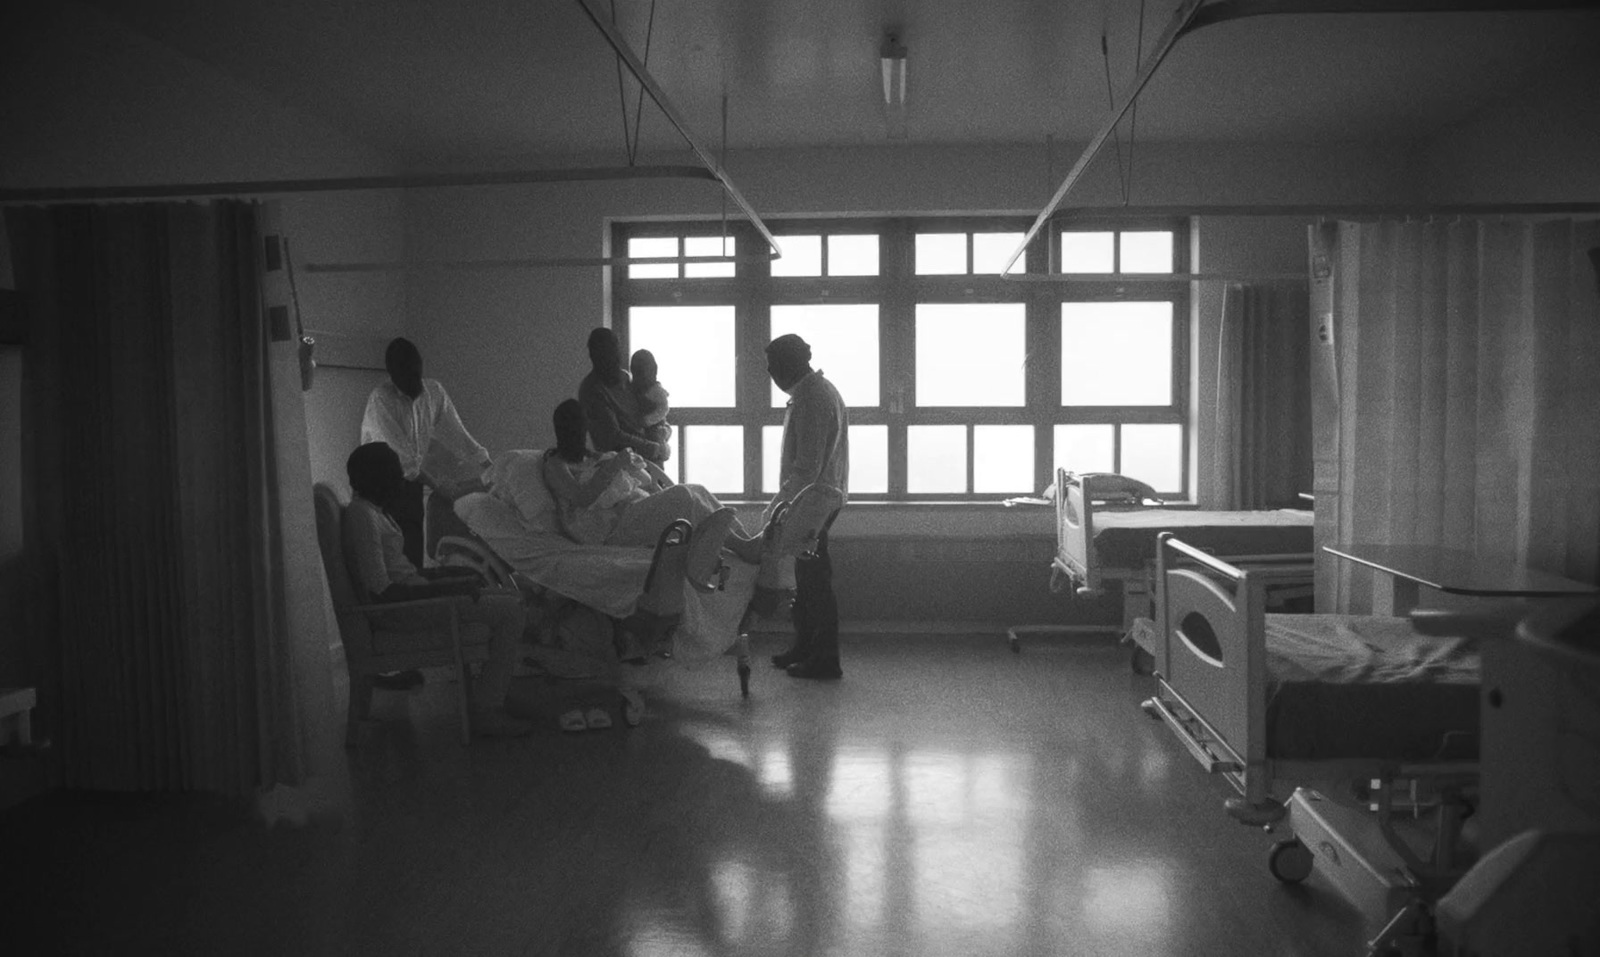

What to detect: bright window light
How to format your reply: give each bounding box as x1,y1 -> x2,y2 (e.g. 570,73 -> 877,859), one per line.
908,425 -> 967,494
628,305 -> 736,407
770,235 -> 822,277
974,425 -> 1034,493
1059,232 -> 1114,273
762,425 -> 782,494
915,233 -> 966,275
973,232 -> 1027,275
828,235 -> 880,276
683,425 -> 744,494
1121,424 -> 1183,494
628,236 -> 678,279
848,425 -> 888,494
916,303 -> 1026,406
684,235 -> 735,278
1053,424 -> 1116,476
1060,302 -> 1173,406
1120,231 -> 1174,274
770,304 -> 880,408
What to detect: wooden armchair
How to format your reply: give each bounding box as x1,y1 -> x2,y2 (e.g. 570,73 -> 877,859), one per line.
313,483 -> 492,746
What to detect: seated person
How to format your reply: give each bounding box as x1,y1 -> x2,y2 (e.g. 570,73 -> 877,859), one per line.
541,398 -> 764,581
343,442 -> 532,738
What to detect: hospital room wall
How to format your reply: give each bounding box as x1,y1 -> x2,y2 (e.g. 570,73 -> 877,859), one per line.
402,141 -> 1418,466
400,143 -> 1413,624
0,1 -> 401,687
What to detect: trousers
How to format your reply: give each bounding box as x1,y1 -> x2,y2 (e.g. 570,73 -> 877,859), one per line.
792,529 -> 839,661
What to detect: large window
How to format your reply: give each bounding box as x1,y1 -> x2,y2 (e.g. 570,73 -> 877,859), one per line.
612,218 -> 1189,500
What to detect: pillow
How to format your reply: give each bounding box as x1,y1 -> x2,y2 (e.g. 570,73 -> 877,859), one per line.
1068,471 -> 1163,505
484,449 -> 559,533
453,491 -> 534,543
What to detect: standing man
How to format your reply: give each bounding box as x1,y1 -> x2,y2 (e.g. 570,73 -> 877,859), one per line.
764,334 -> 849,680
578,327 -> 670,466
361,337 -> 491,568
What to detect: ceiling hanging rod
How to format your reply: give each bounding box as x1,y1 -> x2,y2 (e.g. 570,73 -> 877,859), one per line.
572,0 -> 781,261
1003,0 -> 1600,282
306,254 -> 773,274
0,165 -> 716,204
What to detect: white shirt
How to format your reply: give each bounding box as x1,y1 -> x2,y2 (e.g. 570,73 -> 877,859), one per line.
773,369 -> 849,515
361,379 -> 489,484
342,497 -> 428,596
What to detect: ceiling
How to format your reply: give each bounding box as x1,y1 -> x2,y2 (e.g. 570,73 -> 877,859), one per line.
81,0 -> 1600,170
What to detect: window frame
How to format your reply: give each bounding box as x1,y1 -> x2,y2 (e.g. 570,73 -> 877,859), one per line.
611,215 -> 1191,500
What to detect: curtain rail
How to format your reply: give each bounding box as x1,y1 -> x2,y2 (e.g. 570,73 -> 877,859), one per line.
0,165 -> 717,203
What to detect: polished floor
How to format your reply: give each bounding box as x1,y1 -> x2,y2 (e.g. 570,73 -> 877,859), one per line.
2,634 -> 1368,957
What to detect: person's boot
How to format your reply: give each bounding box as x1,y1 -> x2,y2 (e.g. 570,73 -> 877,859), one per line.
785,656 -> 842,680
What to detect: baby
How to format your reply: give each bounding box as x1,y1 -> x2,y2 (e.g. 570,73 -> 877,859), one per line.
629,349 -> 673,452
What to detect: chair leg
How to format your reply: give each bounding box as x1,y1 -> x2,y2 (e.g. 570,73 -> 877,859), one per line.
347,674 -> 374,748
733,632 -> 752,698
449,610 -> 472,746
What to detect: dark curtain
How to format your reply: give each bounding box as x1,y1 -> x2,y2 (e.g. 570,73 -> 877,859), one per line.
1214,281 -> 1312,510
9,201 -> 304,794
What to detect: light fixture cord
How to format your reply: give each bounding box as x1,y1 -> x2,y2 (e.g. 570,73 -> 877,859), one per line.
1099,14 -> 1129,204
628,0 -> 660,166
611,0 -> 633,164
1125,0 -> 1147,206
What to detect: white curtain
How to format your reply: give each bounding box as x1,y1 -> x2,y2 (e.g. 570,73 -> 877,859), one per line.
1309,218 -> 1600,614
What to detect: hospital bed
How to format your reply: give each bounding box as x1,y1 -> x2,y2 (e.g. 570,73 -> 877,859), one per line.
1145,532 -> 1482,955
441,450 -> 761,700
1038,467 -> 1314,664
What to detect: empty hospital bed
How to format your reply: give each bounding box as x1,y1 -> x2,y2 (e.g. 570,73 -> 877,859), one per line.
1144,532 -> 1482,955
1037,468 -> 1314,664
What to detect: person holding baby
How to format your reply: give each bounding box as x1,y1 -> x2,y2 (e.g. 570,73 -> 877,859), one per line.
578,327 -> 671,467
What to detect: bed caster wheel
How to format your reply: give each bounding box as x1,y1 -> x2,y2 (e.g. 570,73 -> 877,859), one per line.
1268,838 -> 1314,884
1009,635 -> 1021,653
1139,697 -> 1162,721
737,662 -> 751,698
1130,647 -> 1154,674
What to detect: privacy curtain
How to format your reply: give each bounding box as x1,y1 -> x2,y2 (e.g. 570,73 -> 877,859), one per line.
1309,218 -> 1600,614
8,200 -> 333,795
1213,281 -> 1312,510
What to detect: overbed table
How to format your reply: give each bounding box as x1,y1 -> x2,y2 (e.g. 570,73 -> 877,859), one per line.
1324,543 -> 1600,852
1322,543 -> 1597,615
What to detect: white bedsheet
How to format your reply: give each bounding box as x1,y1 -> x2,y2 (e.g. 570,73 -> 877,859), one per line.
455,492 -> 755,665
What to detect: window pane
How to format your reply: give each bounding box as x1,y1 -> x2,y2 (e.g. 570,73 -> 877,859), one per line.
1059,231 -> 1113,273
828,235 -> 879,276
1121,424 -> 1183,494
628,236 -> 678,279
848,424 -> 888,494
770,235 -> 822,277
1053,424 -> 1116,476
1120,231 -> 1174,274
762,425 -> 783,494
908,425 -> 967,494
628,305 -> 736,407
684,235 -> 735,278
915,233 -> 966,275
1060,301 -> 1173,406
662,429 -> 682,484
769,304 -> 880,408
972,232 -> 1027,275
916,303 -> 1026,407
974,425 -> 1034,493
683,425 -> 744,494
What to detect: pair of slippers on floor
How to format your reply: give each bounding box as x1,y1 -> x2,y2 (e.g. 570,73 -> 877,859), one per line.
559,691 -> 645,732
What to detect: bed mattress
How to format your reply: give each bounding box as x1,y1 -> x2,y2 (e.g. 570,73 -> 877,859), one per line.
1092,509 -> 1313,567
1264,614 -> 1480,763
